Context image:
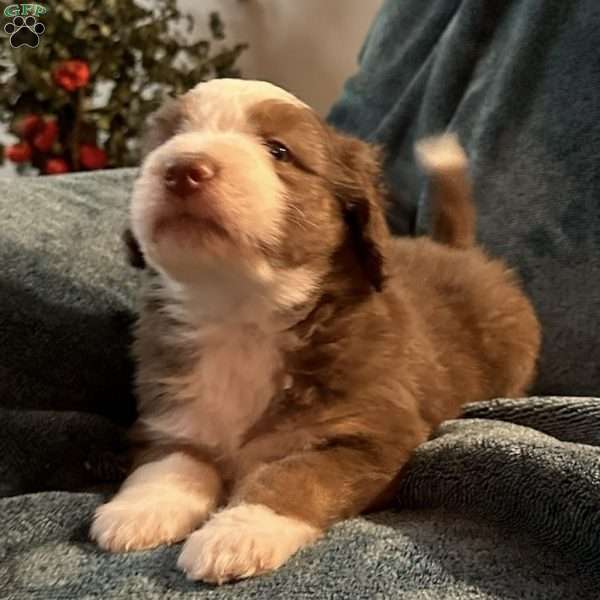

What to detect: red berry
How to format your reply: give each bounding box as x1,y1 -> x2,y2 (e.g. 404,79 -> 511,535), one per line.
53,60 -> 90,92
5,142 -> 32,163
33,120 -> 59,153
79,144 -> 108,169
16,114 -> 43,139
44,157 -> 70,175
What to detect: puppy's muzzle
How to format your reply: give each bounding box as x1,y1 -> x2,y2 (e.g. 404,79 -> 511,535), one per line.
163,154 -> 218,198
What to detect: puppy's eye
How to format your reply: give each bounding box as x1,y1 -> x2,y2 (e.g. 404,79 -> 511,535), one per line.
266,139 -> 291,162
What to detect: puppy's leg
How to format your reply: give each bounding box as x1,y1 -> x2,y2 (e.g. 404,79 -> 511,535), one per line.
91,450 -> 221,552
178,441 -> 410,583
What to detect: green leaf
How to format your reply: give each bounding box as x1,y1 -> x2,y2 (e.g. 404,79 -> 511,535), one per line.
209,12 -> 225,40
0,2 -> 246,172
64,0 -> 88,11
59,7 -> 74,22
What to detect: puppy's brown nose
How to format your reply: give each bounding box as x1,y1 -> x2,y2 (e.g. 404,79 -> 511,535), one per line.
163,155 -> 216,197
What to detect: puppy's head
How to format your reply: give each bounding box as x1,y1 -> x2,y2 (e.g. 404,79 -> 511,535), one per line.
130,79 -> 390,311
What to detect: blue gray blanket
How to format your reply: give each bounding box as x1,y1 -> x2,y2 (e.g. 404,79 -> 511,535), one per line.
2,397 -> 599,598
3,0 -> 600,596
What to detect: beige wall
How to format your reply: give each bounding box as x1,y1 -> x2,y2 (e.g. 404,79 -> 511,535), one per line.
180,0 -> 383,114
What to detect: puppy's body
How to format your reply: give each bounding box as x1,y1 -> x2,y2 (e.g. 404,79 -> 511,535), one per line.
91,80 -> 540,583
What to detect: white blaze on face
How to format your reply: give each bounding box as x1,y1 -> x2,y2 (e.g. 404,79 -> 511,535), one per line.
130,79 -> 308,285
185,79 -> 308,129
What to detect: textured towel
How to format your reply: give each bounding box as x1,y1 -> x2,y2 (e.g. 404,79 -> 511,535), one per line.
328,0 -> 600,396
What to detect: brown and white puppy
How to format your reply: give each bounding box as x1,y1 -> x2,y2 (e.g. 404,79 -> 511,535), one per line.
90,79 -> 540,583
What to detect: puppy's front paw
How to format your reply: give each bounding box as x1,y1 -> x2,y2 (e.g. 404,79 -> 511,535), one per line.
177,504 -> 320,584
91,486 -> 214,552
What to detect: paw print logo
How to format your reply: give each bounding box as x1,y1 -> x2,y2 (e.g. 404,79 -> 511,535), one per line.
4,15 -> 45,48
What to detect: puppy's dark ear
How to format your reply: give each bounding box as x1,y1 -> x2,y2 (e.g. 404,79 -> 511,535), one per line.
140,97 -> 182,157
122,228 -> 146,269
332,134 -> 390,292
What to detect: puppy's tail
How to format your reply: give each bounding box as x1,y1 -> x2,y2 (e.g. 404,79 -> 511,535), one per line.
415,133 -> 476,249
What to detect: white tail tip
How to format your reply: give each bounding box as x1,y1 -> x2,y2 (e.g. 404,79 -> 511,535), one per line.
415,133 -> 467,173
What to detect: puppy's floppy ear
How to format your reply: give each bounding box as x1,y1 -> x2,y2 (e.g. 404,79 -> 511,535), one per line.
122,228 -> 146,269
331,133 -> 390,292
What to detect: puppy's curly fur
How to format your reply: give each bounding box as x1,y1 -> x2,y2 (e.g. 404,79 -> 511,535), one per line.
93,80 -> 540,584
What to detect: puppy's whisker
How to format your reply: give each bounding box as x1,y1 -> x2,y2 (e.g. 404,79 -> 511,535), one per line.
287,205 -> 318,230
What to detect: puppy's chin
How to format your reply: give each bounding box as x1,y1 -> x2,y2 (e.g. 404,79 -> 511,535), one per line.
132,203 -> 232,279
141,220 -> 274,290
153,213 -> 231,253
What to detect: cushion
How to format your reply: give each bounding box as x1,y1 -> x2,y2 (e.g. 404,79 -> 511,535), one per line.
0,168 -> 138,424
0,170 -> 138,494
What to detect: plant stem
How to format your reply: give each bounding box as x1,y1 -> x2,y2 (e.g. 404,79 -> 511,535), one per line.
70,87 -> 83,170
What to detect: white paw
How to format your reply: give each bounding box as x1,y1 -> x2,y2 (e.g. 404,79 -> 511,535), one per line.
177,503 -> 320,584
91,484 -> 214,552
90,452 -> 221,552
